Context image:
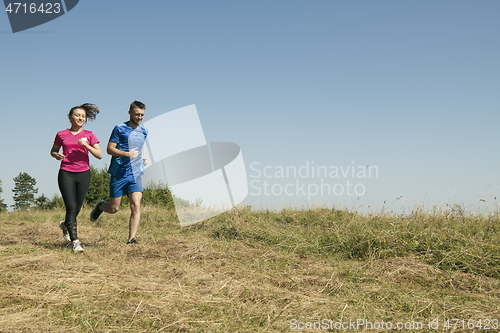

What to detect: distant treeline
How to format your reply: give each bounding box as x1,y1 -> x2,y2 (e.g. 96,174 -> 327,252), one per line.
0,166 -> 177,212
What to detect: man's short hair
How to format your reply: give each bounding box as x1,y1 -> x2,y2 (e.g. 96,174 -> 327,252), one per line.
130,101 -> 146,111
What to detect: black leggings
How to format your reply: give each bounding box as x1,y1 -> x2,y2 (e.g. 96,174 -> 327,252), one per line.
58,169 -> 90,241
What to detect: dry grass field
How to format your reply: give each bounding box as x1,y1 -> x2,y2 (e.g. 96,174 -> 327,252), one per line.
0,206 -> 499,332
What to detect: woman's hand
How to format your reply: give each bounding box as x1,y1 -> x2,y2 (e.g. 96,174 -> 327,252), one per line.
52,152 -> 65,160
77,138 -> 89,147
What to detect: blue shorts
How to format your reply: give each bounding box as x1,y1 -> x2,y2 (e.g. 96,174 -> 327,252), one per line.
109,176 -> 143,198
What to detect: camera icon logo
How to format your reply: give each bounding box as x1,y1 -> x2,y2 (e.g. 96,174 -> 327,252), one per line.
139,105 -> 248,226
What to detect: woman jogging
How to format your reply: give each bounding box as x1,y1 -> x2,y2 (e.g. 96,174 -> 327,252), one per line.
50,103 -> 102,252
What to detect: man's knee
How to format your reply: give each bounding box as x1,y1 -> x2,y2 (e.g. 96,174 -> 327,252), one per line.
105,202 -> 120,214
108,206 -> 120,214
129,202 -> 140,213
105,197 -> 122,214
128,192 -> 142,213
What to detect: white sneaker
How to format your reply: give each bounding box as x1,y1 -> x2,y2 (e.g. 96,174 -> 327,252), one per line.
59,221 -> 71,242
72,240 -> 84,253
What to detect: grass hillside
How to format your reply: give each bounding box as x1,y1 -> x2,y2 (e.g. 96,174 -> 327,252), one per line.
0,207 -> 499,332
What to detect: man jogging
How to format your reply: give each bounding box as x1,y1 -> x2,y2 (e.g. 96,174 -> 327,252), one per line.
90,101 -> 148,244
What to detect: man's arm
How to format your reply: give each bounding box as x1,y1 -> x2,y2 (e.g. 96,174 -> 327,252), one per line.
107,141 -> 138,158
142,149 -> 148,166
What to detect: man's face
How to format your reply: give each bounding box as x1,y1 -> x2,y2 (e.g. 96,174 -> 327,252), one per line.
129,107 -> 145,126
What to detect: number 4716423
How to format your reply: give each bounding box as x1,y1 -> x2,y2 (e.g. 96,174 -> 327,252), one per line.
5,3 -> 61,14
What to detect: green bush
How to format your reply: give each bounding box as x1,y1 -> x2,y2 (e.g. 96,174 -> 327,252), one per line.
85,165 -> 111,206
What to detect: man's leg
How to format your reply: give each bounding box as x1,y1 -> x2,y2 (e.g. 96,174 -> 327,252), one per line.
91,176 -> 124,222
128,191 -> 142,242
99,197 -> 122,214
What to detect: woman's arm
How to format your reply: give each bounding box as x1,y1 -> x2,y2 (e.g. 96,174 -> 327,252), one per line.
50,144 -> 65,160
77,139 -> 102,160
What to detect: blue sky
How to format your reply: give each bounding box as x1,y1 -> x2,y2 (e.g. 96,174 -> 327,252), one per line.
1,1 -> 499,214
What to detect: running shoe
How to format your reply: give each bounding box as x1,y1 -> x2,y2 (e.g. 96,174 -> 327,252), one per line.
126,238 -> 138,244
90,200 -> 105,222
59,221 -> 71,242
72,240 -> 84,253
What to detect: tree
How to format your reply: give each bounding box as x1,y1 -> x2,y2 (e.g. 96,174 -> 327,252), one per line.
34,194 -> 50,210
142,181 -> 176,209
85,165 -> 111,206
12,172 -> 38,210
0,180 -> 7,212
83,166 -> 184,209
47,194 -> 65,209
33,194 -> 64,210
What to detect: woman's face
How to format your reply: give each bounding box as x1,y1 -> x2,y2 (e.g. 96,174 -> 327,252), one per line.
69,108 -> 86,128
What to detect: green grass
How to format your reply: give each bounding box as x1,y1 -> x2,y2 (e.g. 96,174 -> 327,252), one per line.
0,207 -> 499,332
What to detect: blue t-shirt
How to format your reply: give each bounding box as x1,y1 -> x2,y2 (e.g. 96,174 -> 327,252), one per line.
108,121 -> 148,179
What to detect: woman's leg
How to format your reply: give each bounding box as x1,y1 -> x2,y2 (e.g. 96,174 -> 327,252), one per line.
74,170 -> 91,220
58,169 -> 79,241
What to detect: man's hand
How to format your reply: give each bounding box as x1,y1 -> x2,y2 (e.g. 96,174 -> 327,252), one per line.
128,147 -> 139,158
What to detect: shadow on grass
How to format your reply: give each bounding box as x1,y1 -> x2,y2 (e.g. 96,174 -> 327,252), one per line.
0,240 -> 18,246
36,241 -> 109,250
